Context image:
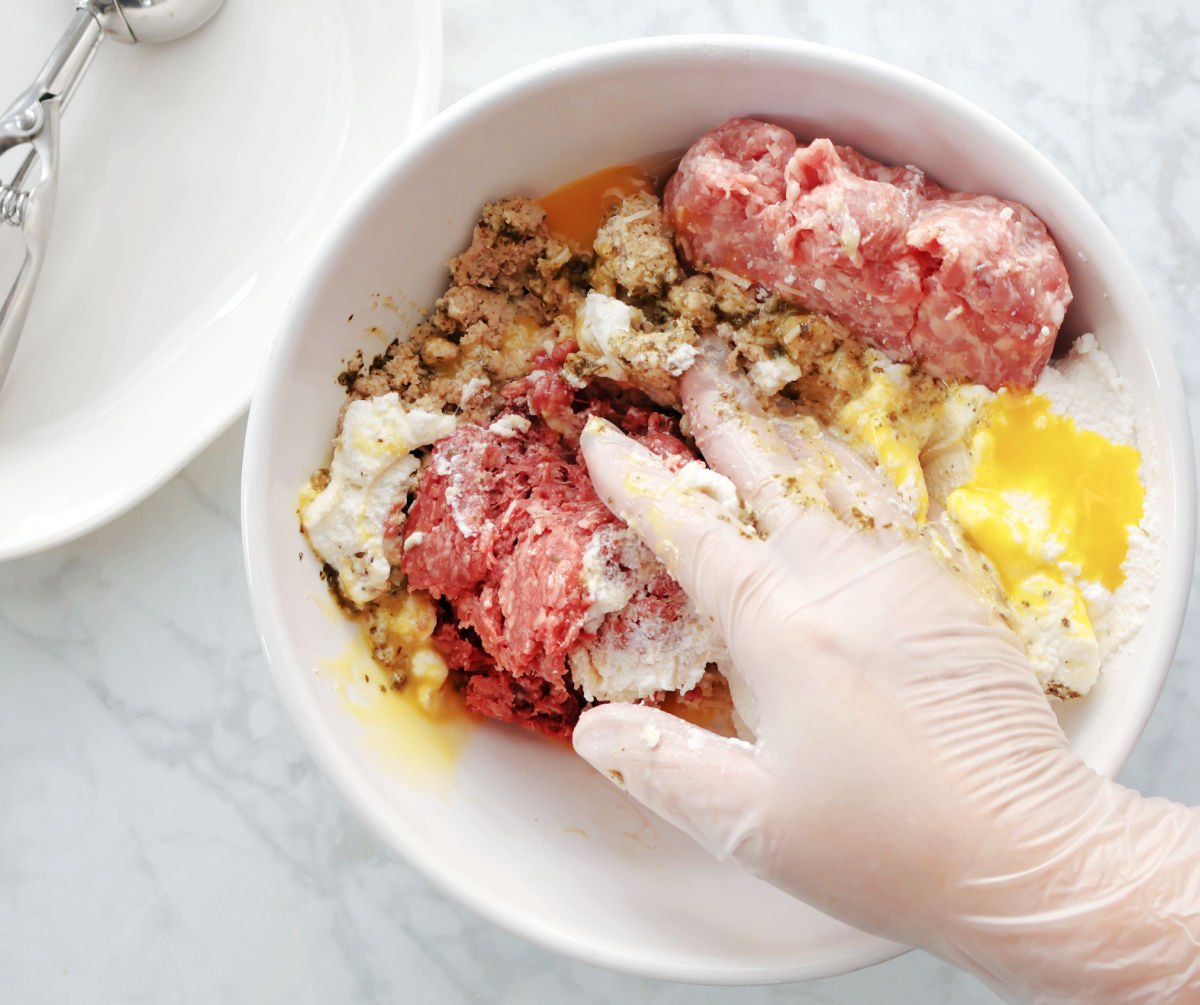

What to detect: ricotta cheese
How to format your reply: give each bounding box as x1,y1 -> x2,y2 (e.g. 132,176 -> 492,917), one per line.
941,335 -> 1158,697
301,394 -> 456,606
574,291 -> 700,384
672,460 -> 744,518
748,355 -> 802,396
579,525 -> 647,632
569,610 -> 724,705
487,413 -> 532,439
571,523 -> 728,704
459,376 -> 490,408
1035,334 -> 1137,443
1040,334 -> 1160,670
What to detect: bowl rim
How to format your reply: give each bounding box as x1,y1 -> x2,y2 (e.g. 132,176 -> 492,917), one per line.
241,32 -> 1196,984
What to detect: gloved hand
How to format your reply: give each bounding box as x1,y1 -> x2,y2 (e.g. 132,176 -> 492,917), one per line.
574,354 -> 1200,1004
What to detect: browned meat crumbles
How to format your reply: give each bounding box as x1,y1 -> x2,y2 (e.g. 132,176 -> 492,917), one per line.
338,198 -> 591,426
337,191 -> 887,432
590,190 -> 683,303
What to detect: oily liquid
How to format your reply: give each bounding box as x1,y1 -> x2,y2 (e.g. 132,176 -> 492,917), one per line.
320,637 -> 475,790
537,151 -> 682,253
657,674 -> 738,738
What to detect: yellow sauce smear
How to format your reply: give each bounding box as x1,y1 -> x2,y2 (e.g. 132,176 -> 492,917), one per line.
947,391 -> 1144,593
319,638 -> 476,791
537,155 -> 677,253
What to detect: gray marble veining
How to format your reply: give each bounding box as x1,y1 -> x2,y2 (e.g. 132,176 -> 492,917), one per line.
2,1 -> 1197,1002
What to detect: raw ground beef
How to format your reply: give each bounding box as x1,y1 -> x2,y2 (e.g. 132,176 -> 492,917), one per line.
402,349 -> 696,738
664,117 -> 1072,389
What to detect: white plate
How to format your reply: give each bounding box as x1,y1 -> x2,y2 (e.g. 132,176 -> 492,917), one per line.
0,0 -> 442,560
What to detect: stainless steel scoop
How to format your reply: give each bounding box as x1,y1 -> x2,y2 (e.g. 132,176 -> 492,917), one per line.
0,0 -> 225,390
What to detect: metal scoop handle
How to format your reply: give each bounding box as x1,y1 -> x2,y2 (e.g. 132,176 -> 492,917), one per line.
0,6 -> 104,387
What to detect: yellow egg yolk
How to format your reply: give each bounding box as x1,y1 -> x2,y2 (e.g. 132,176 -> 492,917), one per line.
946,391 -> 1144,596
317,587 -> 475,788
537,154 -> 679,253
538,163 -> 656,253
368,589 -> 450,711
837,368 -> 933,522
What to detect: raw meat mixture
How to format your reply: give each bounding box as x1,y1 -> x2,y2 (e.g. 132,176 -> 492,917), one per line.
403,348 -> 699,737
305,117 -> 1104,740
665,118 -> 1072,389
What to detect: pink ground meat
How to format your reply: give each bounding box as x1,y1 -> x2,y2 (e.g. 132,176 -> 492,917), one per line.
664,117 -> 1072,389
402,350 -> 696,739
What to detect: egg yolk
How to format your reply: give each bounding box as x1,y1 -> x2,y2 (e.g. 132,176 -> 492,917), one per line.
538,160 -> 667,252
947,392 -> 1144,594
837,368 -> 932,522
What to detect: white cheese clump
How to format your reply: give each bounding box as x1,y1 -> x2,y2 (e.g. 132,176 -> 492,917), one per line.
672,460 -> 743,517
569,524 -> 727,703
576,291 -> 635,382
748,355 -> 802,396
921,383 -> 994,507
1014,576 -> 1101,692
567,457 -> 747,705
487,413 -> 532,439
578,524 -> 645,633
459,376 -> 490,408
932,334 -> 1157,698
571,291 -> 700,388
301,393 -> 456,606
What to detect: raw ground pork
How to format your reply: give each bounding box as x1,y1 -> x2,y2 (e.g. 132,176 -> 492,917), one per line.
665,117 -> 1072,389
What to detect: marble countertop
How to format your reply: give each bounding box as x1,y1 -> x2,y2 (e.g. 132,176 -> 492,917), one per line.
3,2 -> 1198,1002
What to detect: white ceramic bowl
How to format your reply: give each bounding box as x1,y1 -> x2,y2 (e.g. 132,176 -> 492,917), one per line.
241,36 -> 1195,983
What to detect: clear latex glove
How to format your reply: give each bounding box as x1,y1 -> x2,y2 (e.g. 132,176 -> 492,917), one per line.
574,354 -> 1200,1004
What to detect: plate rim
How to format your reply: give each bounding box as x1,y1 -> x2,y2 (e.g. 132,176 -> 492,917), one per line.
0,0 -> 445,562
